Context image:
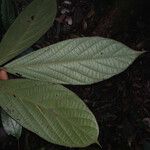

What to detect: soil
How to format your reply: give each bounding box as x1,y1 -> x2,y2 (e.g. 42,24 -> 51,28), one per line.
0,0 -> 150,150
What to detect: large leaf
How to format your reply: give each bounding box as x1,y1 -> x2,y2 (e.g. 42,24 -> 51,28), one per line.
1,109 -> 22,139
0,79 -> 99,147
5,37 -> 143,85
1,0 -> 16,30
0,0 -> 57,65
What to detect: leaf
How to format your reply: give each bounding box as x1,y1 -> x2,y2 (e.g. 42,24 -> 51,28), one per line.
0,0 -> 57,65
5,37 -> 143,85
1,109 -> 22,139
0,79 -> 99,147
1,0 -> 16,30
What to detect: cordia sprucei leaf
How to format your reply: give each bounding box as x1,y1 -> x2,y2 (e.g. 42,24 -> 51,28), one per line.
0,0 -> 57,65
5,37 -> 143,85
0,79 -> 99,147
1,109 -> 22,139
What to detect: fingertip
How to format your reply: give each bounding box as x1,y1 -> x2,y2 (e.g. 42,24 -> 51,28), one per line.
0,69 -> 8,80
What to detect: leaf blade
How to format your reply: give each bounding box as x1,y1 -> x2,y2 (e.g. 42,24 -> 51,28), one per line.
1,0 -> 16,30
0,0 -> 57,65
0,79 -> 99,147
1,109 -> 22,139
5,37 -> 143,85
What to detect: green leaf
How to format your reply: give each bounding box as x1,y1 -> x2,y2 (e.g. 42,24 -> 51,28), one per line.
1,0 -> 16,30
0,0 -> 57,65
5,37 -> 143,85
0,79 -> 99,147
1,109 -> 22,139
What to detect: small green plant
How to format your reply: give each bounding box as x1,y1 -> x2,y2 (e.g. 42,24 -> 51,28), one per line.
0,0 -> 143,148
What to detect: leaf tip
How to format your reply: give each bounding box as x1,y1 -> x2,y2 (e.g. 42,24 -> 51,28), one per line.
96,140 -> 101,147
